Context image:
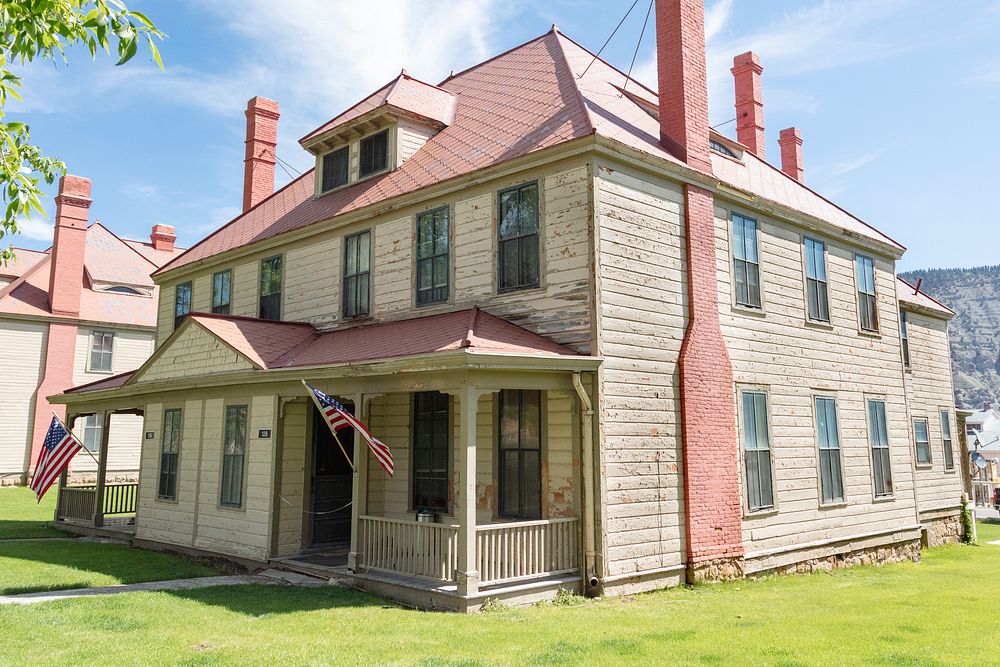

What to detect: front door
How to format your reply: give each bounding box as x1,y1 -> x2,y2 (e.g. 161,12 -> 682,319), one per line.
310,404 -> 354,546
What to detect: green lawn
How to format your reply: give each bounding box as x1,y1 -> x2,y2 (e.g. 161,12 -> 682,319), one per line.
0,486 -> 66,539
0,524 -> 997,666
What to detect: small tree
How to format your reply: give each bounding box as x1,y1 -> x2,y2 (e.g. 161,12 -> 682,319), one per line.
0,0 -> 164,264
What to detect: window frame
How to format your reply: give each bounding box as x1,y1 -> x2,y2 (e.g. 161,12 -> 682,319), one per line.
359,129 -> 390,179
731,213 -> 763,310
157,408 -> 182,502
321,145 -> 350,192
212,269 -> 232,315
900,310 -> 910,367
855,254 -> 879,333
343,229 -> 372,319
813,395 -> 845,505
411,391 -> 450,512
941,410 -> 955,471
259,255 -> 283,321
414,206 -> 451,306
739,388 -> 775,514
913,417 -> 932,465
220,404 -> 248,509
803,236 -> 830,323
82,413 -> 102,453
497,181 -> 541,293
497,389 -> 543,520
88,330 -> 115,374
174,281 -> 192,330
866,398 -> 893,498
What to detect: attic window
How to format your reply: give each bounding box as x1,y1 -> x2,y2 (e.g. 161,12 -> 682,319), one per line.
710,139 -> 738,159
105,285 -> 144,295
321,146 -> 349,192
359,130 -> 389,177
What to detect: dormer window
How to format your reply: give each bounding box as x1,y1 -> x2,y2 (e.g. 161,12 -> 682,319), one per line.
359,129 -> 389,178
710,139 -> 738,159
321,147 -> 349,192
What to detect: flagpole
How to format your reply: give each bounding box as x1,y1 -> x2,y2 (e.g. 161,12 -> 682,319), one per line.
302,380 -> 356,473
54,412 -> 100,467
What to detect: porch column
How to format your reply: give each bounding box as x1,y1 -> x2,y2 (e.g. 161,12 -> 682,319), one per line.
92,410 -> 112,528
348,393 -> 370,573
456,385 -> 480,596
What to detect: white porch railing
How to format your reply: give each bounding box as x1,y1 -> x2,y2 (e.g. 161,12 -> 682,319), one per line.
359,515 -> 459,580
476,517 -> 580,586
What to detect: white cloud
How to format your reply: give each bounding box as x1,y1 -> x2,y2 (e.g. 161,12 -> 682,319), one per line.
829,149 -> 885,177
14,215 -> 54,243
704,0 -> 734,44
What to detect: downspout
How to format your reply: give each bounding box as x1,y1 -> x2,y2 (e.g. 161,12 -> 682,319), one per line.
572,372 -> 599,592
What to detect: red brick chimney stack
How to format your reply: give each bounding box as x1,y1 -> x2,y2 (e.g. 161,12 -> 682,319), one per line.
243,96 -> 280,213
47,174 -> 91,317
732,51 -> 765,157
778,127 -> 804,182
150,224 -> 176,252
655,0 -> 712,172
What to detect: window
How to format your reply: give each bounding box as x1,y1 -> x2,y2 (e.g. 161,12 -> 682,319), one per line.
814,397 -> 844,503
412,392 -> 449,511
212,270 -> 231,315
732,214 -> 761,308
82,414 -> 101,452
89,330 -> 115,373
710,139 -> 738,158
322,146 -> 349,191
900,311 -> 910,367
158,409 -> 182,501
855,255 -> 879,332
359,129 -> 389,178
498,389 -> 542,519
913,418 -> 931,464
416,207 -> 450,305
941,411 -> 954,470
804,237 -> 830,322
498,182 -> 540,291
174,281 -> 192,329
220,405 -> 247,508
105,285 -> 144,295
343,231 -> 371,318
259,255 -> 282,321
867,400 -> 893,496
741,391 -> 774,512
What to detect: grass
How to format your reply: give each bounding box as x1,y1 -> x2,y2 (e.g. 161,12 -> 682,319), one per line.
0,486 -> 66,539
0,523 -> 997,665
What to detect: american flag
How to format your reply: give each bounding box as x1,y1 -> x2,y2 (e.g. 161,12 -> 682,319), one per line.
30,416 -> 84,501
304,382 -> 394,477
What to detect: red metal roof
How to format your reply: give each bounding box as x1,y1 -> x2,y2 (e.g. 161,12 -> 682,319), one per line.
0,248 -> 47,279
157,28 -> 903,277
896,276 -> 954,318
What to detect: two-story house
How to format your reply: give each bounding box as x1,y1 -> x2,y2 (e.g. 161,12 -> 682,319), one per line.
51,0 -> 962,610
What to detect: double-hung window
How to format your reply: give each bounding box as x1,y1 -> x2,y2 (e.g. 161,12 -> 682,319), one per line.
415,207 -> 450,305
158,409 -> 182,501
322,146 -> 349,191
359,130 -> 389,178
867,400 -> 893,496
212,270 -> 231,315
914,418 -> 932,464
89,330 -> 115,373
498,182 -> 540,291
732,214 -> 761,308
856,255 -> 879,332
804,237 -> 829,322
343,230 -> 371,318
174,282 -> 192,329
741,391 -> 774,512
814,397 -> 844,503
82,414 -> 102,452
259,256 -> 282,321
900,311 -> 910,367
220,405 -> 247,508
412,392 -> 449,511
941,411 -> 954,470
498,389 -> 542,519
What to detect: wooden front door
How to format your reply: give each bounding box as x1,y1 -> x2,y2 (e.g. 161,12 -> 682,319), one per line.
310,404 -> 354,546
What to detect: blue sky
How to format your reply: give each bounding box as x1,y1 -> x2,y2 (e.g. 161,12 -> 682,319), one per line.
9,0 -> 1000,271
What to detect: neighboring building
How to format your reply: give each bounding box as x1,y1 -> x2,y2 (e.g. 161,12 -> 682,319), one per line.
0,174 -> 183,485
965,407 -> 1000,438
896,277 -> 965,545
52,0 -> 963,610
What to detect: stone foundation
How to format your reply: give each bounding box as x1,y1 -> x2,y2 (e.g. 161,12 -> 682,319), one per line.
687,556 -> 745,583
0,471 -> 139,487
750,539 -> 921,578
921,512 -> 963,547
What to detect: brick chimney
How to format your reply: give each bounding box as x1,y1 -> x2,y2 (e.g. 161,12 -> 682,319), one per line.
732,51 -> 764,157
150,224 -> 176,252
243,96 -> 280,213
778,128 -> 804,182
48,174 -> 91,317
656,0 -> 744,580
655,0 -> 711,173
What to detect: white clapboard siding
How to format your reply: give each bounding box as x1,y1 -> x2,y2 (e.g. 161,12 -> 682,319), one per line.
140,324 -> 254,383
0,319 -> 47,475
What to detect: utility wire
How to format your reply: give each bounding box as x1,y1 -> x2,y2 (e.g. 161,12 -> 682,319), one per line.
579,0 -> 641,79
711,117 -> 737,130
621,0 -> 654,97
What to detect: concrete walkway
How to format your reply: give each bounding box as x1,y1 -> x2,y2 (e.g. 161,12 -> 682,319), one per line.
0,569 -> 327,605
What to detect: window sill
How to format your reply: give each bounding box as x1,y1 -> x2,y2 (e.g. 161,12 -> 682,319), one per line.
872,494 -> 895,503
818,500 -> 848,510
803,319 -> 833,331
732,304 -> 766,318
155,496 -> 179,505
497,283 -> 543,297
743,507 -> 778,519
858,329 -> 882,339
218,503 -> 246,513
86,369 -> 115,376
915,463 -> 934,470
904,367 -> 913,374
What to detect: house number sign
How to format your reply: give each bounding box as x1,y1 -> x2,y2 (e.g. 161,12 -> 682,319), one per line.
258,429 -> 272,439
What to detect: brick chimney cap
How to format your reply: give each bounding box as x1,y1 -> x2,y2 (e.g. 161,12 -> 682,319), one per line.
246,96 -> 280,116
58,174 -> 92,199
731,51 -> 763,73
151,224 -> 176,236
779,127 -> 803,144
